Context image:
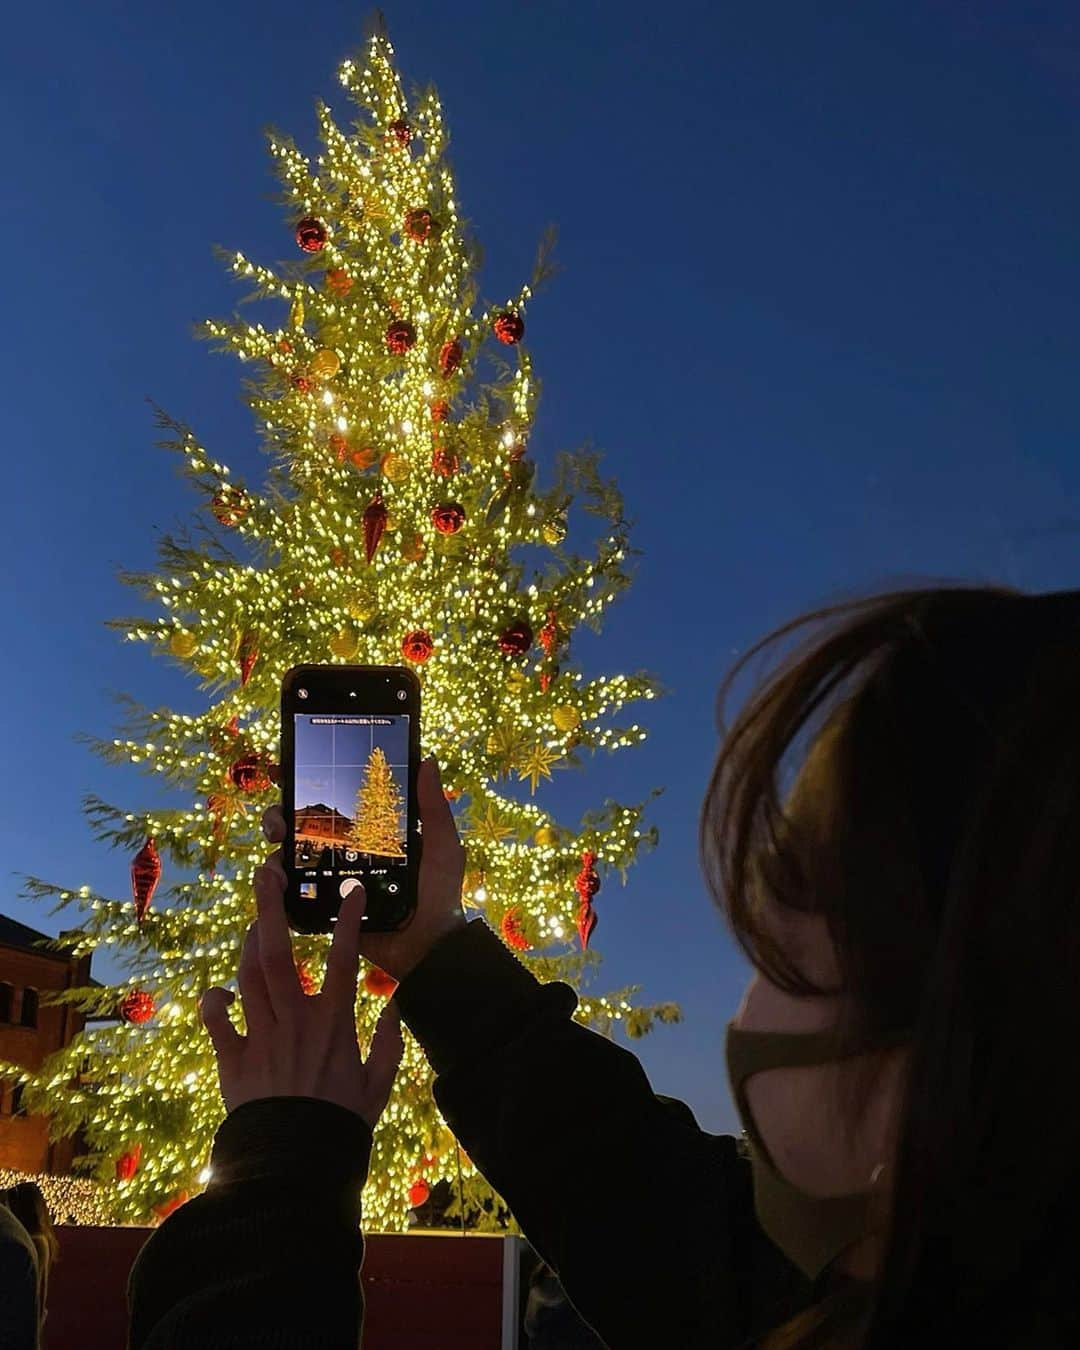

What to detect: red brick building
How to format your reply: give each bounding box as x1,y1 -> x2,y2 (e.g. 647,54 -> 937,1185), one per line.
0,913 -> 93,1174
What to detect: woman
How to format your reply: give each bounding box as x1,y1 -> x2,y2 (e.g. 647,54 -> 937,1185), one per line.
132,583 -> 1080,1348
703,584 -> 1080,1346
1,1181 -> 58,1346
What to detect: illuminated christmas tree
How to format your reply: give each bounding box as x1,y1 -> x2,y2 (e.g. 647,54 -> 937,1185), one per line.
350,747 -> 405,857
5,28 -> 679,1229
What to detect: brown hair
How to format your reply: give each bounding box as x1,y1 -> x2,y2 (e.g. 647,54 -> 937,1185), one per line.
700,583 -> 1080,1347
3,1180 -> 59,1322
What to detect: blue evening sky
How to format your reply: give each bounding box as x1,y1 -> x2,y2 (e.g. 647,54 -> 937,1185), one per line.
294,715 -> 409,819
3,3 -> 1079,1134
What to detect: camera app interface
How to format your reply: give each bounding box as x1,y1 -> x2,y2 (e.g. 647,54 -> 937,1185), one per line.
292,712 -> 410,901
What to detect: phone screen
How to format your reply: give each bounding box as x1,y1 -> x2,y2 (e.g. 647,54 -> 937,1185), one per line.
282,667 -> 419,933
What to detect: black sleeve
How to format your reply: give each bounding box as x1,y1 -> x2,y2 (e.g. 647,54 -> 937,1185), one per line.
395,920 -> 812,1349
127,1096 -> 372,1350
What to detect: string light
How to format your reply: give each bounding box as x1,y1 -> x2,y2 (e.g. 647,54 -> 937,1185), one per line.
0,1171 -> 110,1227
9,30 -> 666,1235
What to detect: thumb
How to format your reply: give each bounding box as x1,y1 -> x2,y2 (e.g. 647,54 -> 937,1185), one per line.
417,756 -> 460,852
363,1001 -> 404,1124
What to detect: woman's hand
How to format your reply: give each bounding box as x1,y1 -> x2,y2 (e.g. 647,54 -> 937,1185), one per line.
200,861 -> 404,1129
260,756 -> 467,985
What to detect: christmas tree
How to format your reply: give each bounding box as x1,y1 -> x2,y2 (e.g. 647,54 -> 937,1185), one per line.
350,746 -> 406,857
6,27 -> 679,1230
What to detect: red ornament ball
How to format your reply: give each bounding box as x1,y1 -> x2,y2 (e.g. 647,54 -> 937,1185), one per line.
295,216 -> 328,253
290,372 -> 313,394
211,487 -> 247,527
438,338 -> 463,378
230,754 -> 272,793
325,268 -> 353,296
493,312 -> 525,345
386,320 -> 417,355
120,989 -> 155,1025
408,1179 -> 431,1209
404,208 -> 434,242
363,966 -> 399,998
401,630 -> 435,664
389,119 -> 412,149
431,502 -> 466,535
498,619 -> 534,656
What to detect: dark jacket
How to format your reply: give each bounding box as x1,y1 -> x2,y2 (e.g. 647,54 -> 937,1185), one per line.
128,919 -> 815,1348
0,1202 -> 41,1350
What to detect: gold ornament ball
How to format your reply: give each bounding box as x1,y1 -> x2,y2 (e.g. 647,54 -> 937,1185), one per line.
381,453 -> 409,484
534,825 -> 559,848
170,630 -> 198,659
401,533 -> 426,562
347,591 -> 377,623
329,624 -> 360,660
552,704 -> 581,734
310,348 -> 341,380
505,668 -> 528,695
543,516 -> 567,546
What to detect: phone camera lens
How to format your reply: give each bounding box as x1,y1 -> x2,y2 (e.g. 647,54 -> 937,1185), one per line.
298,688 -> 309,699
396,689 -> 407,701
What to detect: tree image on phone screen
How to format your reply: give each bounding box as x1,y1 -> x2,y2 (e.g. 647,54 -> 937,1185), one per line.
294,713 -> 409,879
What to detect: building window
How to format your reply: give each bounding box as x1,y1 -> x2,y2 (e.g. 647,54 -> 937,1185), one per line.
19,988 -> 38,1028
0,982 -> 12,1023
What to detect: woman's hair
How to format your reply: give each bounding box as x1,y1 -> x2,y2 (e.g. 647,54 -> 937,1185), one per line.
700,583 -> 1080,1348
3,1182 -> 58,1258
3,1179 -> 59,1317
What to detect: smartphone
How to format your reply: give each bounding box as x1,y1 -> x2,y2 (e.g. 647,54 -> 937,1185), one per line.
280,664 -> 421,934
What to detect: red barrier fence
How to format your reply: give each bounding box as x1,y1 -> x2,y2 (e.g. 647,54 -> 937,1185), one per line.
46,1226 -> 522,1349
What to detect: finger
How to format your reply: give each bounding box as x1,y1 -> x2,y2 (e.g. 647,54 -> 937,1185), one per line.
364,1001 -> 404,1120
261,845 -> 288,888
417,757 -> 464,860
200,987 -> 243,1064
254,862 -> 302,1016
323,879 -> 366,1009
237,922 -> 274,1036
262,805 -> 286,844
